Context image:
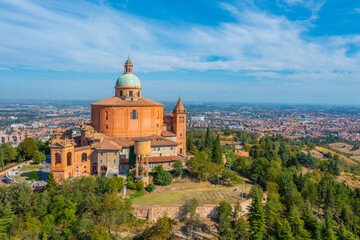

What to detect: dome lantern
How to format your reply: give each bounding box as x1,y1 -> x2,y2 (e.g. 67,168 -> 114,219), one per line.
115,58 -> 142,99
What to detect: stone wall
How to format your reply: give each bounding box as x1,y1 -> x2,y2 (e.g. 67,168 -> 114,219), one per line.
133,197 -> 256,222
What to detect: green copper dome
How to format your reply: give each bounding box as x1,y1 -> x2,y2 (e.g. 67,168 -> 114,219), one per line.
115,73 -> 141,87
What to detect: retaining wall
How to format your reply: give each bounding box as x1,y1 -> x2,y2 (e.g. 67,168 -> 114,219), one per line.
133,197 -> 256,222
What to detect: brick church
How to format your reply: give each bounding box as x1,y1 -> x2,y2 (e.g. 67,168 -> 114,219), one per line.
50,58 -> 187,181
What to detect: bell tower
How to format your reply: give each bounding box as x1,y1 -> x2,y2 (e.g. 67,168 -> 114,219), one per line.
173,97 -> 187,155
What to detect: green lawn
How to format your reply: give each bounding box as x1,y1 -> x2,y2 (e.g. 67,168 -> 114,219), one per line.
19,164 -> 43,172
132,181 -> 253,205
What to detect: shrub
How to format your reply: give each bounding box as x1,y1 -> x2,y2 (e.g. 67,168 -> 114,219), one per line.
28,171 -> 39,181
145,183 -> 156,192
136,180 -> 145,191
155,170 -> 173,186
127,181 -> 137,190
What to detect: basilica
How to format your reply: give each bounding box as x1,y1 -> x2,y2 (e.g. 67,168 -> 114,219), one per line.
50,58 -> 187,181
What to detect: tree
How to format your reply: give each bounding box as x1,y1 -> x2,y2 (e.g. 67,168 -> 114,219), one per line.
0,202 -> 14,238
142,215 -> 176,240
187,130 -> 195,152
28,171 -> 39,181
32,150 -> 46,163
265,193 -> 283,237
186,151 -> 213,181
136,179 -> 145,191
34,138 -> 51,155
46,172 -> 57,190
322,209 -> 336,240
216,200 -> 234,240
204,125 -> 212,149
233,201 -> 250,240
302,204 -> 321,239
212,134 -> 222,164
173,160 -> 184,177
249,157 -> 269,184
90,225 -> 111,240
106,176 -> 125,193
248,186 -> 266,240
279,219 -> 294,240
145,183 -> 156,192
0,149 -> 4,168
154,165 -> 173,186
287,204 -> 310,239
0,142 -> 17,164
183,197 -> 201,238
17,137 -> 38,161
49,194 -> 77,238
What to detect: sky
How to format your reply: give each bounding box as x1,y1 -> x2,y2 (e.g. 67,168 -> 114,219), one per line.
0,0 -> 360,104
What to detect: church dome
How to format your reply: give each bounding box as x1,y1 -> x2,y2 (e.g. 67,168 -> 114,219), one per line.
115,73 -> 141,88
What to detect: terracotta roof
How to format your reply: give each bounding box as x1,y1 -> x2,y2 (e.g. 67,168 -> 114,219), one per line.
95,139 -> 122,150
173,97 -> 186,112
111,135 -> 178,148
91,97 -> 163,107
161,130 -> 177,137
147,135 -> 179,146
74,145 -> 91,151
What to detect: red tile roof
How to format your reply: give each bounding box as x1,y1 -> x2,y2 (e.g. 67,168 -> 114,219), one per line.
91,97 -> 163,107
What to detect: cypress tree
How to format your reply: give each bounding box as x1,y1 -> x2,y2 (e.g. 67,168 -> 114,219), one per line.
0,202 -> 14,236
248,186 -> 266,240
204,125 -> 212,149
322,209 -> 336,240
186,130 -> 195,152
46,172 -> 57,190
0,149 -> 4,168
234,201 -> 250,240
279,219 -> 294,240
212,135 -> 222,164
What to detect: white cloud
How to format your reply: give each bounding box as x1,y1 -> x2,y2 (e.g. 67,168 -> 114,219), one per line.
0,0 -> 359,85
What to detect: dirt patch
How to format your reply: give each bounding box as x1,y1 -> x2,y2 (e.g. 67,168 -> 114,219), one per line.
315,147 -> 358,165
336,172 -> 360,189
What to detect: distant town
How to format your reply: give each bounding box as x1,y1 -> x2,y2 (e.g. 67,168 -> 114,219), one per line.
1,100 -> 360,145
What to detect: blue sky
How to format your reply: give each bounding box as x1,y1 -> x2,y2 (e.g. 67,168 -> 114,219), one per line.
0,0 -> 360,104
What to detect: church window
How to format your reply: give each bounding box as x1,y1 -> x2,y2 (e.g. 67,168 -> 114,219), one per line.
67,152 -> 72,166
129,91 -> 133,97
55,153 -> 61,167
131,110 -> 138,119
82,153 -> 87,162
119,90 -> 123,97
105,111 -> 109,120
105,125 -> 108,129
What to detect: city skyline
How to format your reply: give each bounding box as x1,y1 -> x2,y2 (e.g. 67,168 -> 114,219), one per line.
1,0 -> 360,104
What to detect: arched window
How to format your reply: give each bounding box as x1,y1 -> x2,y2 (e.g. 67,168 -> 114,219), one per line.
67,152 -> 72,166
55,153 -> 61,167
131,110 -> 138,119
82,153 -> 87,162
